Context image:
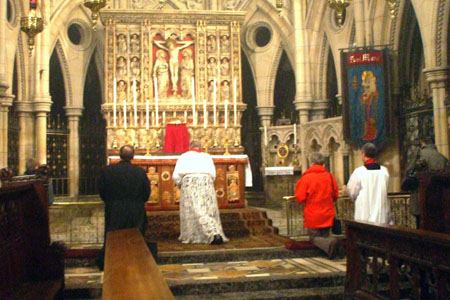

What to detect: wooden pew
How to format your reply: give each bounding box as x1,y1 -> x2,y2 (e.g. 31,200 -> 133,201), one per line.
102,228 -> 175,300
0,178 -> 65,300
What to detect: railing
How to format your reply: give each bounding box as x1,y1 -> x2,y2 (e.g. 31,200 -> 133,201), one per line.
345,220 -> 450,300
284,193 -> 416,236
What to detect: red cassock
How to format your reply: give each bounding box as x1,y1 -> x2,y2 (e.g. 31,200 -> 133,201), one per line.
164,123 -> 190,153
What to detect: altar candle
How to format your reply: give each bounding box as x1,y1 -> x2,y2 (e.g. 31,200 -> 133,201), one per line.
293,123 -> 297,144
113,77 -> 117,127
146,99 -> 149,129
133,78 -> 137,126
203,99 -> 207,129
213,78 -> 217,125
224,100 -> 228,129
233,77 -> 237,126
154,77 -> 159,126
192,77 -> 196,125
264,125 -> 267,146
123,100 -> 127,129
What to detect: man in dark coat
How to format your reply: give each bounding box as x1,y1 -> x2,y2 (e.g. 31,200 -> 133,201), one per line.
96,145 -> 150,269
403,137 -> 448,228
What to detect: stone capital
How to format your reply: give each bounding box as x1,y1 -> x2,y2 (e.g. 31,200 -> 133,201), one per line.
312,99 -> 329,111
256,106 -> 275,117
294,95 -> 313,111
33,96 -> 52,112
0,93 -> 14,107
65,106 -> 84,117
423,67 -> 449,84
15,101 -> 34,113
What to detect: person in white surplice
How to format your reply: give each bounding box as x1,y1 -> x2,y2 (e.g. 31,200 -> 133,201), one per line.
172,140 -> 228,245
346,143 -> 391,224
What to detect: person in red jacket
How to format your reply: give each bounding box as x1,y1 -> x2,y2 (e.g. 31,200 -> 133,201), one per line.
295,152 -> 343,259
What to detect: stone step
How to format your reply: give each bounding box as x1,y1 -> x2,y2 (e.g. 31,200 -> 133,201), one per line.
175,286 -> 344,300
168,272 -> 346,297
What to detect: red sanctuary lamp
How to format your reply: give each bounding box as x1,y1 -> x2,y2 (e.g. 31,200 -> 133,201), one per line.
20,0 -> 43,55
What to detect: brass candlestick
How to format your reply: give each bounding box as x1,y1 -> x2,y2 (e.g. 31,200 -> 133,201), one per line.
83,0 -> 107,30
224,138 -> 231,155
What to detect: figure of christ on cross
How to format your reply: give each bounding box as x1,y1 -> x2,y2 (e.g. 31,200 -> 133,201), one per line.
154,34 -> 194,94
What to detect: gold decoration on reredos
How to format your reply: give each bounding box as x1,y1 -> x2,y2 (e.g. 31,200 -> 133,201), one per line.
161,171 -> 171,181
277,143 -> 289,166
147,167 -> 159,204
226,165 -> 239,203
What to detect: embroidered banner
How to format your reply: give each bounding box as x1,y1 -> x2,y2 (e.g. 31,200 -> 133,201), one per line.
341,49 -> 392,148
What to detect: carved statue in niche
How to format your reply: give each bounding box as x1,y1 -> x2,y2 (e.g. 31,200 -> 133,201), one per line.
221,80 -> 230,100
153,50 -> 170,98
207,80 -> 215,102
180,49 -> 194,98
223,0 -> 241,10
220,35 -> 230,52
154,34 -> 194,93
117,80 -> 127,102
117,34 -> 127,53
130,56 -> 140,77
116,56 -> 127,76
207,35 -> 216,52
147,167 -> 159,204
207,57 -> 217,77
185,0 -> 203,9
220,57 -> 230,76
130,34 -> 140,53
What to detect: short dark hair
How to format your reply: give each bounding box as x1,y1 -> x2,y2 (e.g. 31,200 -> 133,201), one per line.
119,145 -> 135,161
361,143 -> 377,158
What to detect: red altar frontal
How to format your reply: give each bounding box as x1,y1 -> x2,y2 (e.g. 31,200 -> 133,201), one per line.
108,155 -> 252,211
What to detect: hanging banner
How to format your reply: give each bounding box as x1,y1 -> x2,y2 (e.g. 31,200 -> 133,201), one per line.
341,49 -> 392,148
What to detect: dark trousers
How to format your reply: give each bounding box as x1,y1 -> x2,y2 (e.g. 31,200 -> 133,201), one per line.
308,227 -> 337,257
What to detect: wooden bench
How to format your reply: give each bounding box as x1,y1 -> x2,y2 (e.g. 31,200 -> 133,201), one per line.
0,178 -> 65,300
102,228 -> 175,300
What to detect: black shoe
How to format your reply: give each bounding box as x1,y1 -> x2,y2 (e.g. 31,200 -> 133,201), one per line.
210,234 -> 223,245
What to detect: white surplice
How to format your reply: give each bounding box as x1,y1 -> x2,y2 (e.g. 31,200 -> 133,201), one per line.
173,151 -> 228,244
347,165 -> 390,224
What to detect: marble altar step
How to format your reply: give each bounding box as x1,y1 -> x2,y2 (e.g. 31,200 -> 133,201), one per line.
145,208 -> 280,240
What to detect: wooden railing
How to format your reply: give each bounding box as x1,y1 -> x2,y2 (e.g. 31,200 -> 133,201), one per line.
284,193 -> 416,236
344,220 -> 450,300
102,228 -> 175,300
0,178 -> 65,300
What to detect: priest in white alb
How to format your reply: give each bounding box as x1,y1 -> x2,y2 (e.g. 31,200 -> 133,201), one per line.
172,140 -> 228,245
346,143 -> 391,224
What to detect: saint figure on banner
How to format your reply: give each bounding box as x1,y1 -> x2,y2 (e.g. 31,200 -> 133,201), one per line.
360,70 -> 378,141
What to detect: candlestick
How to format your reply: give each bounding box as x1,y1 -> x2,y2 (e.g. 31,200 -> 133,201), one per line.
192,77 -> 196,125
113,77 -> 117,127
146,99 -> 149,129
154,77 -> 159,126
203,99 -> 207,129
233,77 -> 237,127
133,78 -> 137,126
224,100 -> 228,129
264,125 -> 267,146
123,100 -> 127,129
293,123 -> 297,144
213,78 -> 217,125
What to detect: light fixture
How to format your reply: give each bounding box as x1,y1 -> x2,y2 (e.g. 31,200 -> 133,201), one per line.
328,0 -> 350,26
386,0 -> 397,19
84,0 -> 107,30
20,2 -> 43,56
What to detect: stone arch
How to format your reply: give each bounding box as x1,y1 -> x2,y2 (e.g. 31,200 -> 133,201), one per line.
54,41 -> 73,106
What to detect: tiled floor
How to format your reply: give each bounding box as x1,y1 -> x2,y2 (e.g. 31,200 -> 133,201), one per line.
65,257 -> 346,288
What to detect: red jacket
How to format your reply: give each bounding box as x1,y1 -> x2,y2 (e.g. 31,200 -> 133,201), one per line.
295,164 -> 339,229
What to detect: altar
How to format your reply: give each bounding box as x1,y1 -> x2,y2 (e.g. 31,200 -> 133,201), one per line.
108,155 -> 251,211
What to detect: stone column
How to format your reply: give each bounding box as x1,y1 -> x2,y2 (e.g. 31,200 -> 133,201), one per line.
66,107 -> 83,199
15,101 -> 34,174
293,0 -> 312,124
0,93 -> 13,168
33,99 -> 51,164
353,0 -> 366,47
257,106 -> 274,127
340,143 -> 351,186
310,99 -> 329,120
423,67 -> 449,158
